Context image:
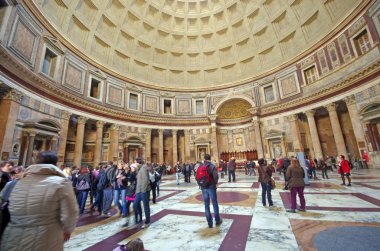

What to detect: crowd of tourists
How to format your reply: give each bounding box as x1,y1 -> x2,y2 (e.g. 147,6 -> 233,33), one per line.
0,150 -> 359,250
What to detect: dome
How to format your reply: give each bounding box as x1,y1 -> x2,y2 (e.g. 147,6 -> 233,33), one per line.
32,0 -> 361,90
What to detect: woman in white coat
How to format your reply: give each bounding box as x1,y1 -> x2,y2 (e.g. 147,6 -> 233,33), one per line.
0,151 -> 78,251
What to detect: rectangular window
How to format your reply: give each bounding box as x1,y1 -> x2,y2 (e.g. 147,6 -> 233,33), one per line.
164,99 -> 172,114
264,85 -> 275,103
195,100 -> 204,114
89,78 -> 101,100
354,29 -> 371,56
304,66 -> 317,85
129,93 -> 138,110
41,48 -> 58,78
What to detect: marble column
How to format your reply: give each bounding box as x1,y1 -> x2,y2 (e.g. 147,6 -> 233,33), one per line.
287,114 -> 304,152
172,129 -> 178,165
73,116 -> 87,167
209,115 -> 219,162
0,89 -> 23,156
252,117 -> 264,158
57,111 -> 71,166
344,95 -> 367,156
210,127 -> 219,162
50,136 -> 58,152
158,129 -> 164,164
305,110 -> 323,159
93,121 -> 104,166
145,128 -> 152,162
325,103 -> 348,158
110,124 -> 120,162
26,132 -> 36,166
184,129 -> 191,162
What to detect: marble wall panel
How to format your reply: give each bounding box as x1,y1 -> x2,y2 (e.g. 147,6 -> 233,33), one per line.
278,73 -> 300,98
62,58 -> 86,94
106,81 -> 124,107
143,94 -> 159,114
7,6 -> 42,68
176,98 -> 192,115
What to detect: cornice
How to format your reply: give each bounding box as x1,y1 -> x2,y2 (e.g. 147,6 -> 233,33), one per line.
21,0 -> 372,93
0,47 -> 210,126
259,59 -> 380,117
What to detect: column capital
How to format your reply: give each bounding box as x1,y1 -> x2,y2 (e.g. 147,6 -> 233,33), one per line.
344,95 -> 356,106
61,111 -> 72,120
110,124 -> 120,131
28,131 -> 37,137
287,114 -> 298,122
3,89 -> 23,103
77,116 -> 88,124
184,129 -> 190,135
158,129 -> 164,134
172,129 -> 178,135
248,107 -> 261,116
208,115 -> 218,124
304,109 -> 316,118
252,120 -> 262,127
325,103 -> 337,112
96,121 -> 105,128
145,128 -> 152,133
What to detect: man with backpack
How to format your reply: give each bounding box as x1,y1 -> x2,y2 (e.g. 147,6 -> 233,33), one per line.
91,165 -> 106,215
196,154 -> 222,228
184,161 -> 192,183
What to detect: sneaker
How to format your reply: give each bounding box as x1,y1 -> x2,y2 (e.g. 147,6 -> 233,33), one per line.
122,221 -> 129,227
286,209 -> 296,213
299,209 -> 306,212
347,184 -> 351,186
340,183 -> 346,185
141,223 -> 150,229
216,219 -> 223,226
208,223 -> 213,228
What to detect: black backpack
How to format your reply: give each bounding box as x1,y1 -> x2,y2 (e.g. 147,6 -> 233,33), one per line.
96,171 -> 108,190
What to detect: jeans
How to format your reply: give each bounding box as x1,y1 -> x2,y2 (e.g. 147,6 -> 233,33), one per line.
150,182 -> 157,203
114,189 -> 127,216
102,187 -> 113,214
201,188 -> 221,226
134,192 -> 150,224
228,169 -> 235,182
185,171 -> 191,182
93,189 -> 103,213
249,167 -> 256,176
322,169 -> 329,179
261,182 -> 273,206
290,186 -> 305,210
176,172 -> 181,185
156,180 -> 160,195
76,190 -> 89,214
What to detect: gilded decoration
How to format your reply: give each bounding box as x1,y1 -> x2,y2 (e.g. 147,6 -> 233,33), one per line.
217,99 -> 252,119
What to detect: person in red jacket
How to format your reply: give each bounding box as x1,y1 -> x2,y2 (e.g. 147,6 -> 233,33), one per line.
338,155 -> 351,186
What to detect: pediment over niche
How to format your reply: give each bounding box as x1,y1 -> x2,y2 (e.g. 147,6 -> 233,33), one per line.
264,129 -> 284,139
194,137 -> 209,144
43,36 -> 64,54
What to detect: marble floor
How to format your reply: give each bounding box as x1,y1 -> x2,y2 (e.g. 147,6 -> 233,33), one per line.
65,167 -> 380,251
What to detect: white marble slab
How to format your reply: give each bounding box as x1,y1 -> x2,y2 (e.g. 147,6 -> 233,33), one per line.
304,193 -> 378,208
118,214 -> 233,251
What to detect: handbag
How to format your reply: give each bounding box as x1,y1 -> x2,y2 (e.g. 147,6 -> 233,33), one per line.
76,179 -> 90,191
270,177 -> 276,189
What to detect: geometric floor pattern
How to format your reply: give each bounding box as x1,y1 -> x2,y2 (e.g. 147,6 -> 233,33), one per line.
64,167 -> 380,251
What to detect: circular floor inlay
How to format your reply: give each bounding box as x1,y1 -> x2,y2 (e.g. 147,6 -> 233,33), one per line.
314,226 -> 380,251
196,191 -> 249,203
